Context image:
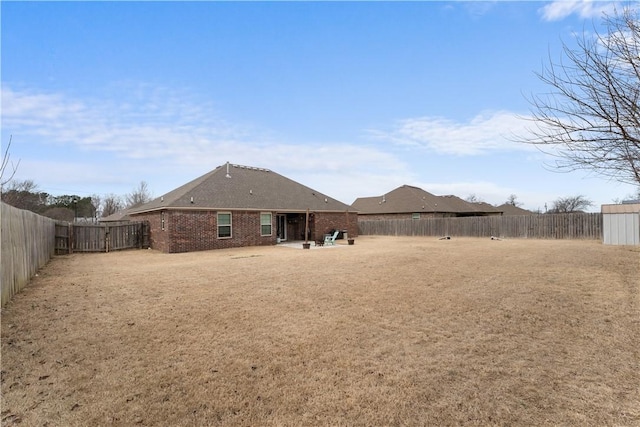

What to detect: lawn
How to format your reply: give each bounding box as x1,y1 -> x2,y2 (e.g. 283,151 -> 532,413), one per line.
1,236 -> 639,426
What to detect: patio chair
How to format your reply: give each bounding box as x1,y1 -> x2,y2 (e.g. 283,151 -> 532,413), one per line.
324,230 -> 340,245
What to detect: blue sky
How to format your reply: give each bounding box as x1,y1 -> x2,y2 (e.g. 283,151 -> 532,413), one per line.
2,1 -> 638,212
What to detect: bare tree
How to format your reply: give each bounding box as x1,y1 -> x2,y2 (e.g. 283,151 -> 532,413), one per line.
0,180 -> 46,211
101,194 -> 124,218
506,194 -> 522,207
548,195 -> 593,213
90,194 -> 102,222
520,7 -> 640,186
613,186 -> 640,203
465,194 -> 483,203
125,181 -> 152,208
1,135 -> 20,188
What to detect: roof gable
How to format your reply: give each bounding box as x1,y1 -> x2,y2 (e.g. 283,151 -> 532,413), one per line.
129,163 -> 354,214
440,195 -> 501,214
353,185 -> 502,215
496,203 -> 533,215
352,185 -> 457,214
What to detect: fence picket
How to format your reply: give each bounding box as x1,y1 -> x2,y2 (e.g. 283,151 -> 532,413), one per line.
358,213 -> 602,240
53,222 -> 150,253
1,203 -> 56,306
2,202 -> 150,306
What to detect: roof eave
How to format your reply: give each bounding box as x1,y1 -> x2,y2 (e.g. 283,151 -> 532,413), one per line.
129,206 -> 357,215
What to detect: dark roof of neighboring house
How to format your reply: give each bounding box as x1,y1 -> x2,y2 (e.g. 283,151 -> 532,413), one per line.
495,203 -> 533,215
439,195 -> 501,215
100,202 -> 149,222
100,210 -> 132,222
128,163 -> 355,215
352,185 -> 502,215
352,185 -> 457,214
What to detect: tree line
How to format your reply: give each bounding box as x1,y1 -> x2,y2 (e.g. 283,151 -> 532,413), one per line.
467,193 -> 598,214
0,180 -> 152,222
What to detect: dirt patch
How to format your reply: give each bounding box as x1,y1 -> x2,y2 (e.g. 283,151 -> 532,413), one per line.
2,236 -> 639,426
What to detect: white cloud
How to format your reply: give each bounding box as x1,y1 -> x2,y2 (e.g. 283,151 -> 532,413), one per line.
1,85 -> 244,159
368,111 -> 535,156
1,84 -> 407,202
8,159 -> 131,195
464,2 -> 498,18
539,1 -> 619,21
4,84 -> 626,211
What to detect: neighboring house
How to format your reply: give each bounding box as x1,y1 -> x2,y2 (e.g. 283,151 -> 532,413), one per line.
100,209 -> 134,224
495,203 -> 534,216
126,163 -> 358,253
101,202 -> 150,224
352,185 -> 502,220
438,195 -> 502,217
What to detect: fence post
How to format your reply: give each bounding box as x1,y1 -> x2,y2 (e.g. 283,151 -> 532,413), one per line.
69,223 -> 74,254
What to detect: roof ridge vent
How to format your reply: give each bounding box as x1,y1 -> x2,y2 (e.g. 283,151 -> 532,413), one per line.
230,163 -> 271,172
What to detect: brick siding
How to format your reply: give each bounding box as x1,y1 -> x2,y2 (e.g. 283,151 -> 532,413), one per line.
132,211 -> 168,252
133,209 -> 356,253
313,212 -> 359,241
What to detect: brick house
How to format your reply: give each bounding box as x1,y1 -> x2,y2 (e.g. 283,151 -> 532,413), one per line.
127,163 -> 358,253
495,203 -> 534,215
352,185 -> 502,220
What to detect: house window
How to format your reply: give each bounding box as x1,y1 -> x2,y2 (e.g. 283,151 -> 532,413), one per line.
161,211 -> 165,230
217,212 -> 232,238
260,212 -> 272,236
412,213 -> 421,220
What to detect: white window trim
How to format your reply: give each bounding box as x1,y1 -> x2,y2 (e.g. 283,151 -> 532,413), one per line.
217,212 -> 232,239
260,212 -> 272,236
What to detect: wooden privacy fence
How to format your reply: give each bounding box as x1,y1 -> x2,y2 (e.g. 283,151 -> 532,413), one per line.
1,202 -> 56,306
55,222 -> 150,254
358,213 -> 603,240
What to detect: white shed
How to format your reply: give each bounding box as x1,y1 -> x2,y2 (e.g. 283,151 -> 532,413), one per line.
602,203 -> 640,245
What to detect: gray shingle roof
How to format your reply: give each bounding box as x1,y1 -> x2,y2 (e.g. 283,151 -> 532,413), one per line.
129,163 -> 355,214
440,195 -> 501,214
495,203 -> 533,215
352,185 -> 458,214
100,209 -> 133,222
352,185 -> 500,215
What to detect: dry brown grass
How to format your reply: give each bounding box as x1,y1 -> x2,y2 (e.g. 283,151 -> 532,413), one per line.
1,236 -> 639,426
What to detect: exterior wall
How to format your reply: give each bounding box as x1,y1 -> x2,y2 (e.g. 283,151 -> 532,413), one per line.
278,212 -> 357,242
133,209 -> 358,253
312,212 -> 358,241
132,211 -> 168,252
602,204 -> 640,246
134,210 -> 276,253
603,213 -> 640,245
171,210 -> 276,253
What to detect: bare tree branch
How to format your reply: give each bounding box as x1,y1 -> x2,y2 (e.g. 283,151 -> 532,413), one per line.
1,135 -> 21,188
125,181 -> 152,208
519,7 -> 640,186
548,195 -> 593,213
101,194 -> 124,218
